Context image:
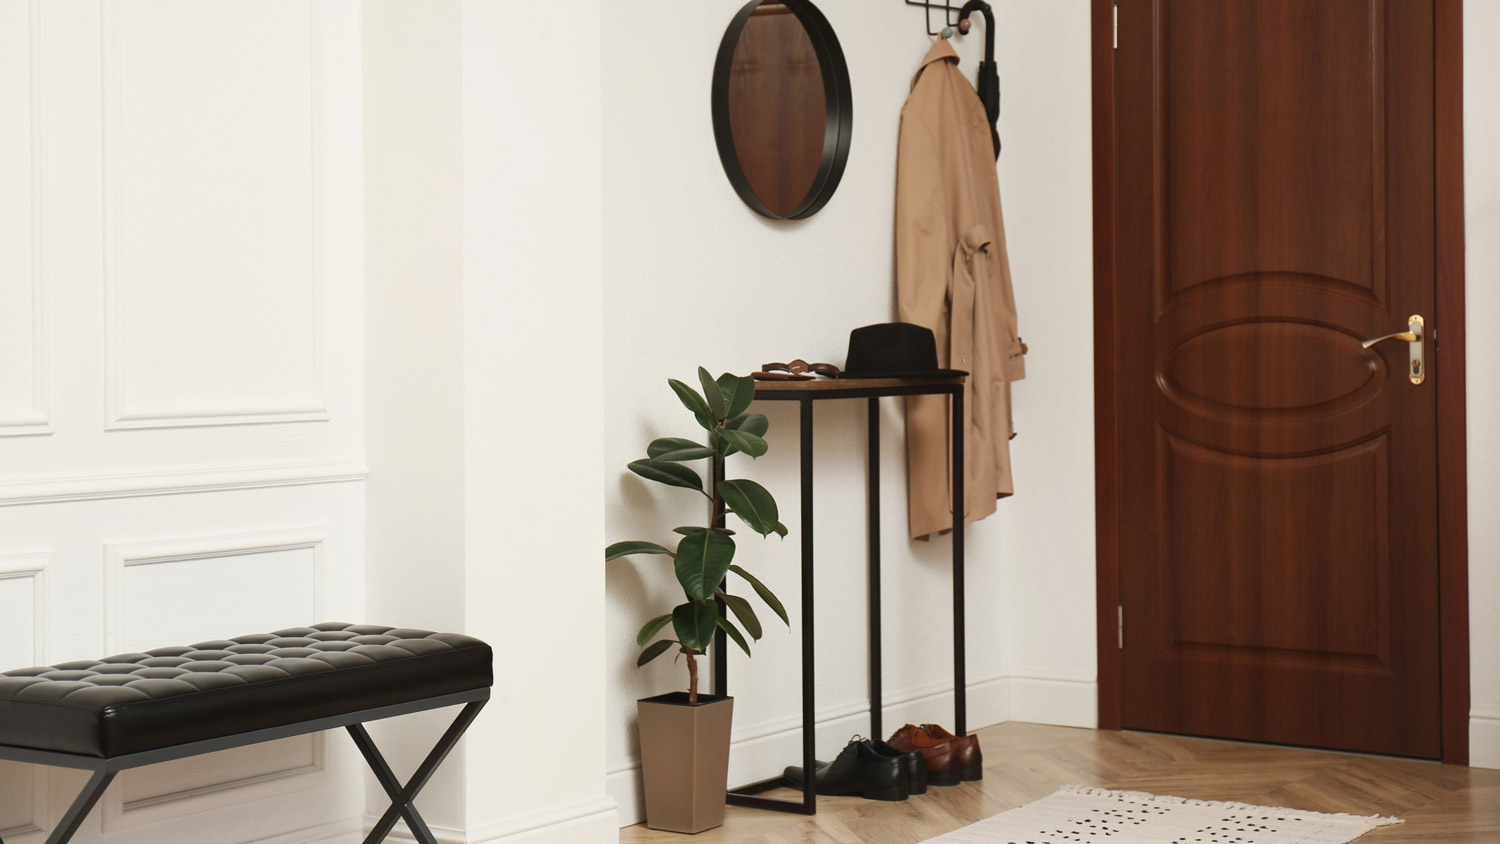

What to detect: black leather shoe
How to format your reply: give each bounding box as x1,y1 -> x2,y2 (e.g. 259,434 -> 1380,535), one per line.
784,737 -> 910,801
869,738 -> 927,795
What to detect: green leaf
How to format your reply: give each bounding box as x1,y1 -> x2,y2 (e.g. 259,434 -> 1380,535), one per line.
717,616 -> 752,657
720,479 -> 779,535
637,639 -> 676,667
672,600 -> 718,651
722,414 -> 768,457
648,437 -> 715,462
636,614 -> 673,646
669,379 -> 715,430
718,591 -> 763,639
720,429 -> 769,458
674,526 -> 734,536
727,413 -> 769,436
675,530 -> 736,600
628,459 -> 704,493
718,374 -> 758,420
773,521 -> 789,538
729,564 -> 789,627
605,540 -> 675,561
698,367 -> 727,420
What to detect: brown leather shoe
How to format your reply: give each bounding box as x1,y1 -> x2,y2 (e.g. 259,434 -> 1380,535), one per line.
887,724 -> 962,786
920,724 -> 983,781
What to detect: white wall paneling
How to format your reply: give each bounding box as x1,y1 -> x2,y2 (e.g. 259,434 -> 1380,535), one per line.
0,0 -> 369,840
101,0 -> 327,430
101,527 -> 331,831
0,552 -> 50,840
0,0 -> 49,436
0,486 -> 367,844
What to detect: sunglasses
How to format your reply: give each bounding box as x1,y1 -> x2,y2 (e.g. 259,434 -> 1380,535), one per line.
752,359 -> 842,381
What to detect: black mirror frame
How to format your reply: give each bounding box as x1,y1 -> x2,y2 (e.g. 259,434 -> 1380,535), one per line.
711,0 -> 853,221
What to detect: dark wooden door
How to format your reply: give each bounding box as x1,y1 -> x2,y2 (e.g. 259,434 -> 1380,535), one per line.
1114,0 -> 1442,758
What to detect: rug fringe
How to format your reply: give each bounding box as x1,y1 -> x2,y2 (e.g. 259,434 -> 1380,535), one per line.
1054,785 -> 1403,827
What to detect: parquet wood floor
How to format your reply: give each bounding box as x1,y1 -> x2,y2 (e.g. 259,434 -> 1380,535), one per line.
618,722 -> 1500,843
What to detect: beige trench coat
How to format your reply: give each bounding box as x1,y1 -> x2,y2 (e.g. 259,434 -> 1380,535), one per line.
896,39 -> 1026,540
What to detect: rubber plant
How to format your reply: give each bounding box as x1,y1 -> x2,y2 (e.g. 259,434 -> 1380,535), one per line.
606,368 -> 789,705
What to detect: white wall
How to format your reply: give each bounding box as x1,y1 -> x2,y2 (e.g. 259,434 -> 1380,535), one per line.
601,7 -> 1500,826
362,0 -> 470,836
600,0 -> 1095,825
0,0 -> 370,842
1463,0 -> 1500,771
458,1 -> 618,842
363,2 -> 619,842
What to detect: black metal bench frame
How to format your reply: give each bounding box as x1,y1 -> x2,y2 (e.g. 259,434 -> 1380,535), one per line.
0,687 -> 489,844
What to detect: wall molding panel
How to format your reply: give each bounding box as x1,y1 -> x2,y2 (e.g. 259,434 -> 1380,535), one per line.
0,551 -> 51,839
102,525 -> 331,653
104,736 -> 327,832
0,0 -> 50,437
100,0 -> 329,431
101,526 -> 332,830
0,551 -> 50,666
0,456 -> 367,507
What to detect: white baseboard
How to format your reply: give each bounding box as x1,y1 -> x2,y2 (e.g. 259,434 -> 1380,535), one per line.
1007,669 -> 1098,729
608,672 -> 1012,828
1472,707 -> 1500,770
374,798 -> 621,844
271,820 -> 364,844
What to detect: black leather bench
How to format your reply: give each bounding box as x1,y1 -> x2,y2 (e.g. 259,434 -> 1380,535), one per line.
0,623 -> 491,844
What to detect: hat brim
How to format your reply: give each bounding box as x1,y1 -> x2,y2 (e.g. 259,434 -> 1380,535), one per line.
838,369 -> 967,380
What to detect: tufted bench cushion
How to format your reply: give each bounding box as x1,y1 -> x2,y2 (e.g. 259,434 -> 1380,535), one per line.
0,623 -> 492,758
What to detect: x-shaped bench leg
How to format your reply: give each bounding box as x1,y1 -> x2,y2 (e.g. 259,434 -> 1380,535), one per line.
347,700 -> 486,844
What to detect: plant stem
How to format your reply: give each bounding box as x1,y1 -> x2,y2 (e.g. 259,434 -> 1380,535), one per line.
685,649 -> 699,705
710,430 -> 726,528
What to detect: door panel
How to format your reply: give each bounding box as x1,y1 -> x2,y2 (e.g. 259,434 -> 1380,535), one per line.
1115,0 -> 1441,758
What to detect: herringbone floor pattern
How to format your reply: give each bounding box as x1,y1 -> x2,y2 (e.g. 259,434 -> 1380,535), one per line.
619,723 -> 1500,843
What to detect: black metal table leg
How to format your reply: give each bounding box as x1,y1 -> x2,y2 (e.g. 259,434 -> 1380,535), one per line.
799,396 -> 816,814
348,700 -> 487,844
41,767 -> 114,844
868,397 -> 883,741
952,386 -> 967,736
712,453 -> 728,698
726,397 -> 819,815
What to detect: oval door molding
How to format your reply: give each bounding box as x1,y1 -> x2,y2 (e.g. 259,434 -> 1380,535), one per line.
1159,321 -> 1388,420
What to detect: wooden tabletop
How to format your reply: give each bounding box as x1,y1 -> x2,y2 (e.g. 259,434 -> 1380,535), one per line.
752,376 -> 965,392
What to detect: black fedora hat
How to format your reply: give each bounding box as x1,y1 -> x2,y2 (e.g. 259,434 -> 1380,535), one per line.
840,323 -> 967,379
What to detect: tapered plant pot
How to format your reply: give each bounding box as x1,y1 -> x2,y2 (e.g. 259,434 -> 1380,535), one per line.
637,692 -> 734,834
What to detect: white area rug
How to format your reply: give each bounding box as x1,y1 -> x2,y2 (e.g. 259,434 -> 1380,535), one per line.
922,785 -> 1401,844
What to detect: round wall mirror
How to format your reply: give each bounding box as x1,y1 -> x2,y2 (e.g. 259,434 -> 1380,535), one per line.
712,0 -> 852,220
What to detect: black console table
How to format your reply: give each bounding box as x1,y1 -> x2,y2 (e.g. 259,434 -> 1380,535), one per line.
713,376 -> 969,815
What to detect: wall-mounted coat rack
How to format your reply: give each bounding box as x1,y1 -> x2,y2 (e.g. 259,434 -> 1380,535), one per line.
904,0 -> 1001,158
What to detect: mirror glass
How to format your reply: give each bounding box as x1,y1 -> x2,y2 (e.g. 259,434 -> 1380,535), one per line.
712,0 -> 851,220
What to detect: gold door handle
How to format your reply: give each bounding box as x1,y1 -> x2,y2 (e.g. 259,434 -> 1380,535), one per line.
1361,314 -> 1425,385
1361,331 -> 1417,347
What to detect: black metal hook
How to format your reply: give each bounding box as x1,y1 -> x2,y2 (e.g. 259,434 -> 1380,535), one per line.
905,1 -> 1001,158
904,0 -> 966,37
